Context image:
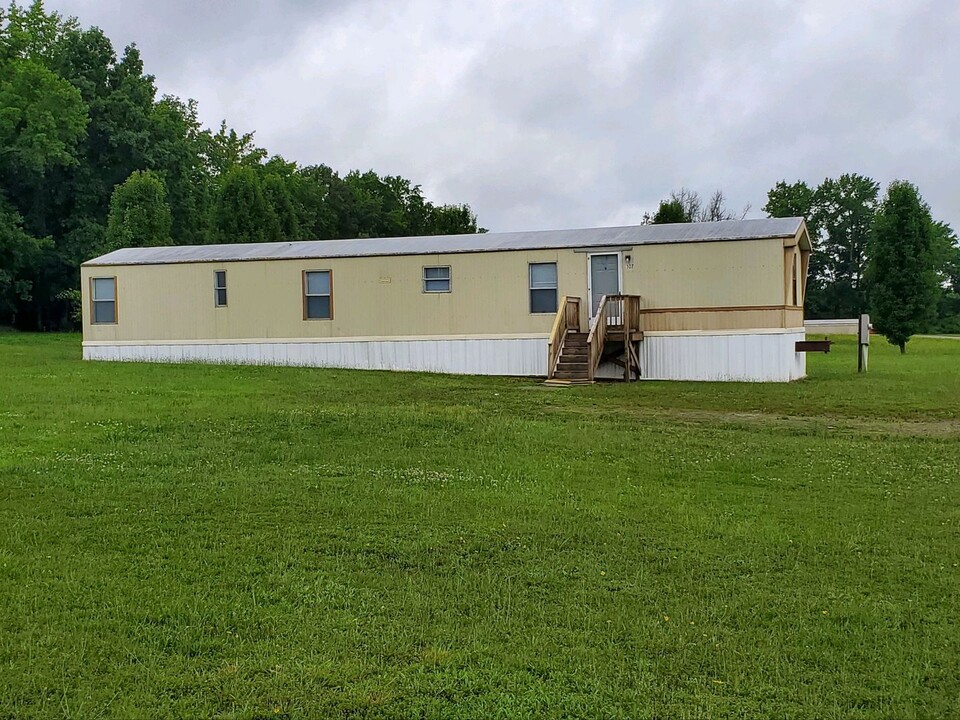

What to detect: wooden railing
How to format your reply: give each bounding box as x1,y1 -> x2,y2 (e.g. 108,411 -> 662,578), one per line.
587,294 -> 642,381
547,296 -> 581,379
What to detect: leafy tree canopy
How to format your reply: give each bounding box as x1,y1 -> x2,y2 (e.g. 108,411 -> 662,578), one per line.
0,197 -> 50,317
0,56 -> 87,177
651,199 -> 688,224
214,166 -> 276,244
106,170 -> 172,250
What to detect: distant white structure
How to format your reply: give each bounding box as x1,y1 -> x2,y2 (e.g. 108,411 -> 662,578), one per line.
805,319 -> 862,335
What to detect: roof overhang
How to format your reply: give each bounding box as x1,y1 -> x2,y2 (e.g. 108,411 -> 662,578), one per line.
782,220 -> 812,251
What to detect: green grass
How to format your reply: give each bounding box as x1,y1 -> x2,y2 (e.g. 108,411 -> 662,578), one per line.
1,334 -> 958,719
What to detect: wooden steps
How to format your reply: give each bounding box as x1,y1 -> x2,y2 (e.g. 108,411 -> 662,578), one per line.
545,295 -> 642,385
552,331 -> 590,382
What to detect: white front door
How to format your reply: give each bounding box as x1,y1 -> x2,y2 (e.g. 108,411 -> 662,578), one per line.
588,253 -> 622,320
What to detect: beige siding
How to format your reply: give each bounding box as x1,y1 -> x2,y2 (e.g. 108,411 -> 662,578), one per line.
82,237 -> 796,343
624,238 -> 785,308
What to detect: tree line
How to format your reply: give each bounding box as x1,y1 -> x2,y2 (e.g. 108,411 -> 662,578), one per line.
651,181 -> 960,349
0,1 -> 482,329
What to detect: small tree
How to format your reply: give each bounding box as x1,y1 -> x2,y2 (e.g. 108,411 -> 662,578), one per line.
106,170 -> 172,250
427,204 -> 483,235
261,173 -> 297,241
867,181 -> 938,353
651,199 -> 688,224
648,188 -> 747,225
214,166 -> 276,243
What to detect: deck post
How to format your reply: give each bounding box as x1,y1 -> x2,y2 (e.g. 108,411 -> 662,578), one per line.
623,298 -> 631,382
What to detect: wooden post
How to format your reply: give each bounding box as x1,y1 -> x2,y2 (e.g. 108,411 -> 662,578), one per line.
858,313 -> 870,373
623,299 -> 631,382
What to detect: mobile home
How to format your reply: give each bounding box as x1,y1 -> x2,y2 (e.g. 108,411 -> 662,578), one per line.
81,217 -> 811,382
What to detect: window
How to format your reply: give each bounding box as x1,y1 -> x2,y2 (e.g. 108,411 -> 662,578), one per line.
423,266 -> 451,293
303,270 -> 332,319
529,262 -> 558,313
214,270 -> 227,307
791,262 -> 798,306
91,277 -> 117,324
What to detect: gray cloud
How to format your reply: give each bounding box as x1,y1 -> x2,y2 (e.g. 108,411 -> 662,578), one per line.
47,0 -> 960,232
50,0 -> 357,75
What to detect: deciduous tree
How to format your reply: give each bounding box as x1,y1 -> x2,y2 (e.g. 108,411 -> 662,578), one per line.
812,174 -> 879,317
261,173 -> 298,241
204,121 -> 266,176
651,199 -> 688,224
0,199 -> 50,318
427,204 -> 483,235
650,188 -> 747,224
214,166 -> 275,243
106,170 -> 172,250
148,96 -> 213,246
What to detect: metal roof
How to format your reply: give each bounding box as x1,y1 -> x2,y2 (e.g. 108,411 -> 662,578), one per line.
83,217 -> 804,267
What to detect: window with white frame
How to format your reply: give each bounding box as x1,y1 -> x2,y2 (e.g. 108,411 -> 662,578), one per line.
91,277 -> 117,324
303,270 -> 332,319
529,262 -> 558,313
214,270 -> 227,307
423,265 -> 451,293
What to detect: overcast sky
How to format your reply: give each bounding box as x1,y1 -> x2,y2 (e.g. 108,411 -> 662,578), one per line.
47,0 -> 959,233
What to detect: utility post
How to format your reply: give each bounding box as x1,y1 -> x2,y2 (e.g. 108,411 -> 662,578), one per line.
858,314 -> 870,373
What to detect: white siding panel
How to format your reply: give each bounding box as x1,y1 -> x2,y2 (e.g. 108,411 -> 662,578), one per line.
634,331 -> 806,382
595,330 -> 805,382
83,337 -> 548,376
84,332 -> 804,381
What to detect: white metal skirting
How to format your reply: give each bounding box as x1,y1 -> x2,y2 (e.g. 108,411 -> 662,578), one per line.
83,337 -> 548,376
84,330 -> 806,381
596,330 -> 806,382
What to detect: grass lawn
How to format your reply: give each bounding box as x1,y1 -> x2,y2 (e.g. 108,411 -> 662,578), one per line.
1,334 -> 958,718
